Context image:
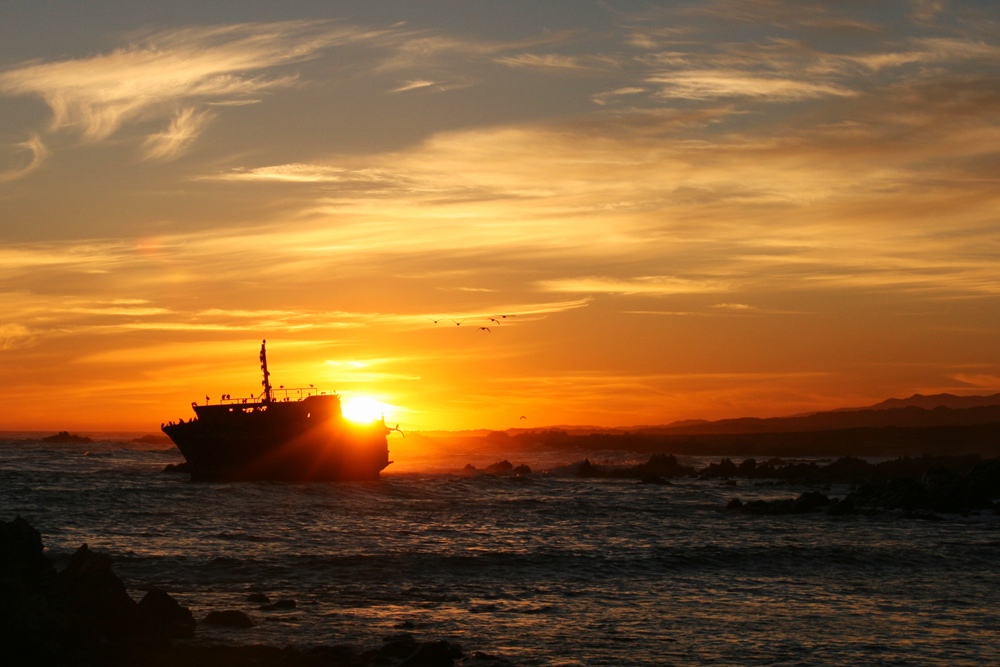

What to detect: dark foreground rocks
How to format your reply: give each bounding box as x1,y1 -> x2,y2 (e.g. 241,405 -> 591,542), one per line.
724,459 -> 1000,516
1,516 -> 499,667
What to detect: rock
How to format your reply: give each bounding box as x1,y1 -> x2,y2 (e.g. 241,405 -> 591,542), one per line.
52,543 -> 156,644
245,592 -> 270,604
826,497 -> 856,516
790,491 -> 831,513
309,644 -> 357,661
721,479 -> 737,487
394,620 -> 416,629
737,458 -> 757,475
725,498 -> 743,511
137,587 -> 196,639
0,516 -> 59,663
162,462 -> 191,474
42,431 -> 93,444
484,460 -> 513,474
854,478 -> 930,511
576,458 -> 604,478
399,640 -> 461,667
203,610 -> 255,628
0,515 -> 56,588
961,460 -> 1000,500
380,632 -> 419,658
259,599 -> 296,610
700,458 -> 739,479
512,464 -> 532,475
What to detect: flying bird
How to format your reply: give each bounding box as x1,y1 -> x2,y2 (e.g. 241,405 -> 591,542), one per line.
519,416 -> 527,420
487,318 -> 501,325
451,319 -> 466,326
478,327 -> 491,333
426,317 -> 442,324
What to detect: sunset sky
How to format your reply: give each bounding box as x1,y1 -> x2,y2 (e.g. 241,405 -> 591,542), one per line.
1,0 -> 998,432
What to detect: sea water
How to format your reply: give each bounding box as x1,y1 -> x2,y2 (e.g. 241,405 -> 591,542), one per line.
1,436 -> 998,666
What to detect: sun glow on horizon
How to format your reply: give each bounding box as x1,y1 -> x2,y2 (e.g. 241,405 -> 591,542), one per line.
341,396 -> 394,423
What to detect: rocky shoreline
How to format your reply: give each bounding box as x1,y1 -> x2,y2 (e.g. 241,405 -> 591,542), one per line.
0,517 -> 502,667
574,453 -> 1000,516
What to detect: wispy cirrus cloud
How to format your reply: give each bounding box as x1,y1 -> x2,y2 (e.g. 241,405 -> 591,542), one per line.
494,54 -> 590,70
0,133 -> 48,182
0,20 -> 395,160
538,276 -> 730,295
649,71 -> 856,101
141,107 -> 215,160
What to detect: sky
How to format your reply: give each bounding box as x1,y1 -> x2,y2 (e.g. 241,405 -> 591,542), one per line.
1,0 -> 999,432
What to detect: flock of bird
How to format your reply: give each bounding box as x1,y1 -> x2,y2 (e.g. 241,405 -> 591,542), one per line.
426,314 -> 516,333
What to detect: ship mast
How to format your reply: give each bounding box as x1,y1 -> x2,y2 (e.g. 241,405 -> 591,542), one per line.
259,339 -> 273,403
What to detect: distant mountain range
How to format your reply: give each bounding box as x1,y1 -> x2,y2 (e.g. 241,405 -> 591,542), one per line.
636,393 -> 1000,435
837,393 -> 1000,412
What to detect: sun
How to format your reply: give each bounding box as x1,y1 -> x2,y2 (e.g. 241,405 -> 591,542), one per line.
340,396 -> 393,423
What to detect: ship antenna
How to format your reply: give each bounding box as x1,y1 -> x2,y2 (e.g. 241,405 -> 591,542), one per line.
260,339 -> 273,403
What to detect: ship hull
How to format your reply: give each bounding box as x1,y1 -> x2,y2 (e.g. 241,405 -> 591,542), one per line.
163,404 -> 390,482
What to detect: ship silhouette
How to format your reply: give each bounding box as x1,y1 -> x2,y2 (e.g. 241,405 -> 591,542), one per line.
162,340 -> 392,481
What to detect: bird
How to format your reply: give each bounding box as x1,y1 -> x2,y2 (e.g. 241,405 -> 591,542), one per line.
478,327 -> 491,333
495,314 -> 516,319
426,317 -> 442,324
451,319 -> 466,326
487,318 -> 501,326
520,416 -> 527,420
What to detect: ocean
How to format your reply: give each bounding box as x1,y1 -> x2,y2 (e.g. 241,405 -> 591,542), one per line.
2,435 -> 998,666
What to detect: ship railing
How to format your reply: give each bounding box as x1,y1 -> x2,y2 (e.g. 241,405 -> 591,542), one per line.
215,387 -> 334,405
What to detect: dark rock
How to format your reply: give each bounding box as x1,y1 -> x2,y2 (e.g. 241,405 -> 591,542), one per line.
629,453 -> 695,478
826,496 -> 856,516
399,640 -> 460,667
511,464 -> 532,475
0,515 -> 56,587
0,517 -> 59,662
380,632 -> 419,658
854,478 -> 930,511
259,598 -> 296,610
484,460 -> 513,474
394,620 -> 416,629
137,587 -> 196,639
163,462 -> 191,474
791,491 -> 832,513
725,498 -> 743,511
309,644 -> 357,661
962,460 -> 1000,499
737,458 -> 756,475
203,610 -> 255,628
577,458 -> 604,478
700,458 -> 739,479
42,431 -> 93,444
721,479 -> 737,487
246,592 -> 270,604
52,543 -> 156,644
